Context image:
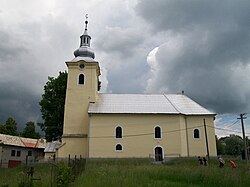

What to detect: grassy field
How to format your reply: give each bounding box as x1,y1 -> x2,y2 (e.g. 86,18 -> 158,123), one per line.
75,158 -> 250,187
0,163 -> 53,186
0,158 -> 250,187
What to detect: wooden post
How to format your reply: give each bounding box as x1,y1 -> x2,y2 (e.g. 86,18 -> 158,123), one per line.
203,119 -> 210,160
238,113 -> 248,165
68,154 -> 70,166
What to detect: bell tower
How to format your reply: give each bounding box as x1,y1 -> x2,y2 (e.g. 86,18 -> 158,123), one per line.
58,15 -> 101,158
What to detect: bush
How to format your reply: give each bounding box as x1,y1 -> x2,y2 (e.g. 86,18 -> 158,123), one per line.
56,161 -> 72,187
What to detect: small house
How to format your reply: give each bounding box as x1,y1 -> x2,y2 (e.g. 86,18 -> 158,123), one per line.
0,134 -> 46,168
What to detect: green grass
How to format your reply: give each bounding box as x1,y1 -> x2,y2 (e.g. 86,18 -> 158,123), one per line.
0,163 -> 54,187
1,158 -> 250,187
75,158 -> 250,187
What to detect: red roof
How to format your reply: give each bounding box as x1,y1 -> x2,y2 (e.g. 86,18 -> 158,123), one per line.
23,142 -> 36,148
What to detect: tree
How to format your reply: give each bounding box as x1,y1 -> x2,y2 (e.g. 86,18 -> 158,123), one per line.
4,117 -> 18,136
0,123 -> 6,134
216,135 -> 225,155
39,71 -> 67,141
223,135 -> 243,156
22,121 -> 40,139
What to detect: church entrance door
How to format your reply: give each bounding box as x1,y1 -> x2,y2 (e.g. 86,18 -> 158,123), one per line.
155,147 -> 163,161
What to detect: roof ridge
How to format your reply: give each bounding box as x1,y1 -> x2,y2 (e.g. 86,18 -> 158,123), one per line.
19,136 -> 26,147
163,94 -> 181,114
35,139 -> 39,148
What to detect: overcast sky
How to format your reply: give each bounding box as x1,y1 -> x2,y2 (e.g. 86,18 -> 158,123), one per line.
0,0 -> 249,136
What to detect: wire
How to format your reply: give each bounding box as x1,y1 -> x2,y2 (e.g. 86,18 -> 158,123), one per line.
89,125 -> 205,139
88,123 -> 250,139
208,126 -> 250,136
223,119 -> 239,129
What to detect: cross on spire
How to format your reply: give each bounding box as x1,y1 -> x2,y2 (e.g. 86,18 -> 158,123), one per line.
85,14 -> 88,30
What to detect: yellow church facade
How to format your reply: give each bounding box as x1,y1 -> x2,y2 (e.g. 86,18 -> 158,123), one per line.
57,20 -> 217,160
89,113 -> 217,159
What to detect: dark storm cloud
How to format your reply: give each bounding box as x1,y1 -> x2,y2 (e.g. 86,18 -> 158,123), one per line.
106,56 -> 149,93
94,24 -> 151,93
0,30 -> 41,127
136,0 -> 250,32
95,27 -> 145,58
0,17 -> 74,129
0,82 -> 41,129
0,31 -> 28,62
136,0 -> 250,114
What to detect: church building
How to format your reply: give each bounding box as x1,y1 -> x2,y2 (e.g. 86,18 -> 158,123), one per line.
57,19 -> 217,161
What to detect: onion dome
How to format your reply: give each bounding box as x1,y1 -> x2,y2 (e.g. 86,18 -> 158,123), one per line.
74,15 -> 95,59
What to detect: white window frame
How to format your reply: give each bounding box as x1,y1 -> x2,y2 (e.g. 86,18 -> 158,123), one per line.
115,143 -> 123,152
154,125 -> 162,140
115,125 -> 123,139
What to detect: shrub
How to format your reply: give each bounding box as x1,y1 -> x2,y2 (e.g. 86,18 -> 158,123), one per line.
56,161 -> 72,187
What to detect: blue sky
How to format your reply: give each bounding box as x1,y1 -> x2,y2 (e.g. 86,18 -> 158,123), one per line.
0,0 -> 249,137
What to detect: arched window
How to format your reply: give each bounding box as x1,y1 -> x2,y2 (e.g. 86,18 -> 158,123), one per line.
155,126 -> 161,139
116,144 -> 123,151
116,126 -> 122,139
78,74 -> 84,85
194,129 -> 200,139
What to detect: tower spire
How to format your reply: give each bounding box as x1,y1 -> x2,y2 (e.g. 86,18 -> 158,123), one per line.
73,14 -> 95,59
85,14 -> 88,31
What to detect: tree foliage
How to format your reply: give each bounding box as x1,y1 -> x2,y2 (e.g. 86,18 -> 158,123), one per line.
0,124 -> 6,134
220,135 -> 243,156
0,117 -> 18,136
39,71 -> 67,141
216,135 -> 225,155
22,121 -> 40,139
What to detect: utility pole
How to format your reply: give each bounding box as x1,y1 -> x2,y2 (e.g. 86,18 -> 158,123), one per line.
238,113 -> 248,165
203,119 -> 210,160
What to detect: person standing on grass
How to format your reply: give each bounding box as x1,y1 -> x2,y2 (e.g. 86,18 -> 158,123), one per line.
198,156 -> 203,165
218,156 -> 225,168
203,157 -> 208,166
230,160 -> 236,169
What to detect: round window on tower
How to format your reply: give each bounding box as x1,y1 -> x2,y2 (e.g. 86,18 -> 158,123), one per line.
79,64 -> 85,69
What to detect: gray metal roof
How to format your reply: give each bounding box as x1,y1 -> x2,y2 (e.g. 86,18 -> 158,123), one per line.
44,141 -> 62,153
88,94 -> 214,115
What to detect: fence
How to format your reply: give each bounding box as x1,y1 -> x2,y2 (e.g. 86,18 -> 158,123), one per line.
1,155 -> 86,187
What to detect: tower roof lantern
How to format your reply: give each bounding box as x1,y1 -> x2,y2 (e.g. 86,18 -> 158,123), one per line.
74,14 -> 95,59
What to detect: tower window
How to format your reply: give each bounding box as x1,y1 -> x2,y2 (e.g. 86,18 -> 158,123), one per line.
115,144 -> 123,151
78,74 -> 85,85
155,126 -> 161,139
194,129 -> 200,139
116,126 -> 122,139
